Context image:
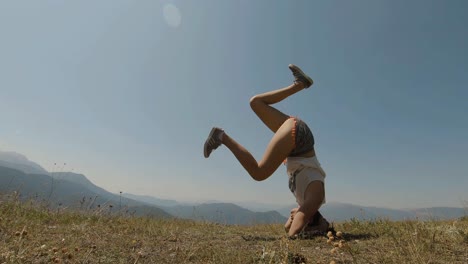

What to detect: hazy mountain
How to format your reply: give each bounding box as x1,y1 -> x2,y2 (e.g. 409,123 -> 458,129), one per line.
410,207 -> 467,220
50,171 -> 112,197
234,201 -> 290,212
121,194 -> 286,225
0,150 -> 288,225
319,202 -> 413,221
0,166 -> 170,218
0,164 -> 286,225
276,202 -> 466,222
0,151 -> 48,175
163,203 -> 287,225
122,193 -> 180,207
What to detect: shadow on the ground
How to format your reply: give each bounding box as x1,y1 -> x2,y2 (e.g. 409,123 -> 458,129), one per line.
240,230 -> 377,242
341,232 -> 376,240
241,235 -> 281,241
296,228 -> 378,240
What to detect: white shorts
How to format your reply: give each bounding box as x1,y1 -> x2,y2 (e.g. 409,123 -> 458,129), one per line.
285,156 -> 326,207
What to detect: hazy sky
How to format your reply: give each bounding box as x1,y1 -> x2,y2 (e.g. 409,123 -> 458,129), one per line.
1,0 -> 467,209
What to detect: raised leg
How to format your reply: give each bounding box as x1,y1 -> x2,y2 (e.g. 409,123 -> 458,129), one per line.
249,64 -> 314,133
250,82 -> 305,133
203,64 -> 314,158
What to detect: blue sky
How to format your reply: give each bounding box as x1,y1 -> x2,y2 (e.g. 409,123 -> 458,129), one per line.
1,0 -> 467,208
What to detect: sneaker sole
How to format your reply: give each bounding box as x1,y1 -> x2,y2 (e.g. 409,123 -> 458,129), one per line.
289,64 -> 314,87
203,127 -> 218,158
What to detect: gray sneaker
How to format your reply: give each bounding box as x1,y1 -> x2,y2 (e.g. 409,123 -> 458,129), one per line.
203,127 -> 224,158
288,64 -> 314,88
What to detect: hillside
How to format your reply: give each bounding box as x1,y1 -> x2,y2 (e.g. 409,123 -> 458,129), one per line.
164,203 -> 287,225
123,193 -> 180,207
0,166 -> 170,218
0,165 -> 287,225
1,196 -> 467,263
124,194 -> 287,225
0,151 -> 48,175
0,151 -> 289,225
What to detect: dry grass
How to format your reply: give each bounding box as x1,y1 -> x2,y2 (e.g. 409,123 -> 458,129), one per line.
1,195 -> 467,263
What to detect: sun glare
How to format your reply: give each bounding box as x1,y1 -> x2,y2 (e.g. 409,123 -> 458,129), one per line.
163,3 -> 181,28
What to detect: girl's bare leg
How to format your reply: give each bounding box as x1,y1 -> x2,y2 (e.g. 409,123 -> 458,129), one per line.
203,82 -> 305,159
250,82 -> 305,133
204,82 -> 306,177
284,207 -> 299,232
221,118 -> 296,181
287,181 -> 325,236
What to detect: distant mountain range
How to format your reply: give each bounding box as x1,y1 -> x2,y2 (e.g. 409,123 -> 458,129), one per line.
120,194 -> 286,225
154,202 -> 285,225
123,193 -> 180,207
284,202 -> 466,222
0,150 -> 465,224
0,151 -> 287,225
0,166 -> 171,218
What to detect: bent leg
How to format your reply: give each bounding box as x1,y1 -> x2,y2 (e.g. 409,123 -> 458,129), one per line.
287,181 -> 325,237
284,207 -> 299,232
222,118 -> 296,181
250,82 -> 305,133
